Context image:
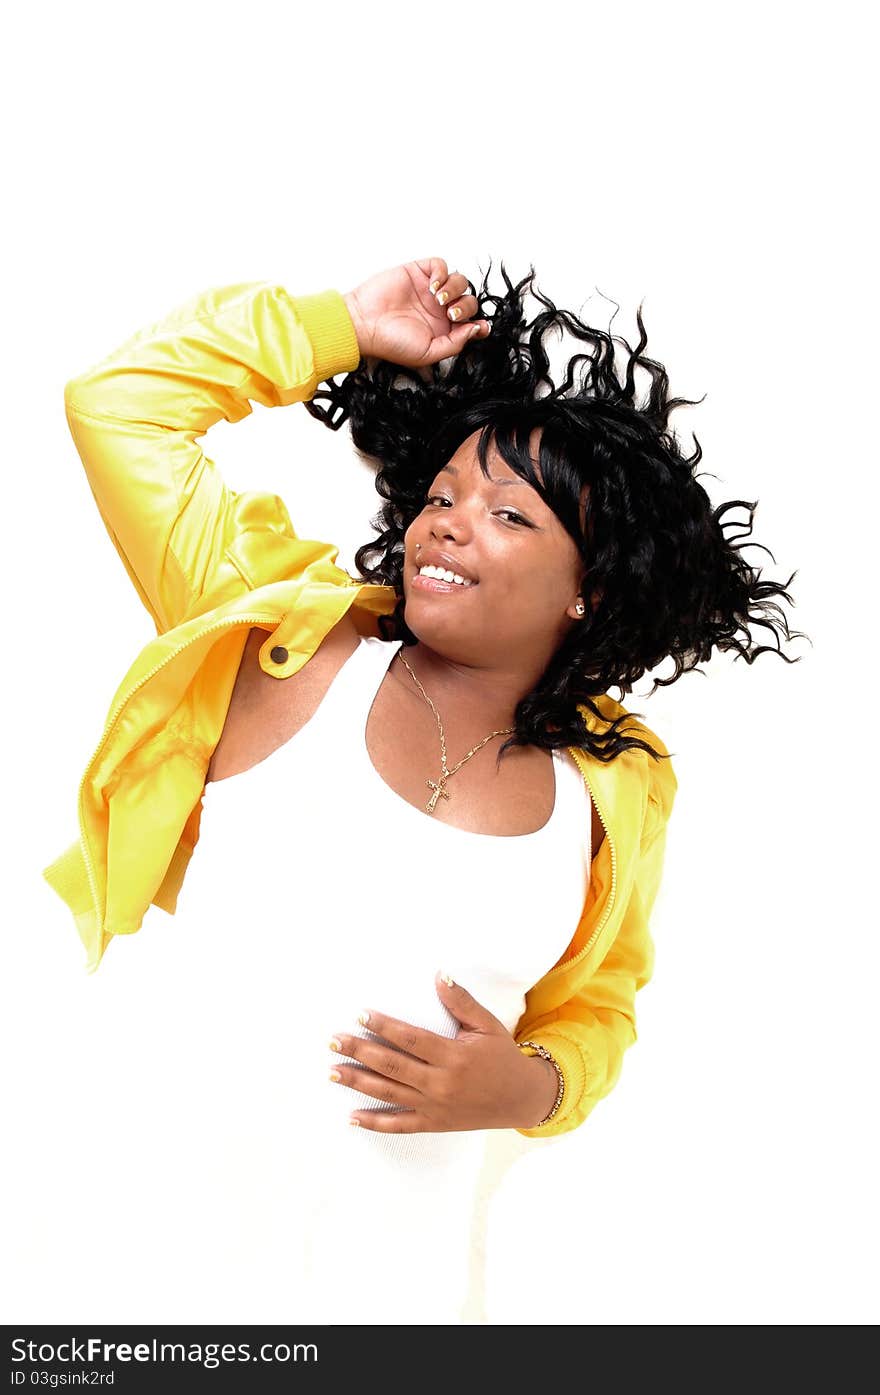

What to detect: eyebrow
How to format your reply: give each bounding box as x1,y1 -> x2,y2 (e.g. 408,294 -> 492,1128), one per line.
437,463 -> 527,488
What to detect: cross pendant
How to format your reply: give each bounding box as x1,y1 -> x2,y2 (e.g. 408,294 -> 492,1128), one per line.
426,777 -> 450,814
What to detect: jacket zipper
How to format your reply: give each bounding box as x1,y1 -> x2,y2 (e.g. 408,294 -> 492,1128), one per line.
553,744 -> 619,976
76,611 -> 279,927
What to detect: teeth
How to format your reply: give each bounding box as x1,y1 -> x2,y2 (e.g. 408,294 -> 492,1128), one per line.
417,565 -> 473,586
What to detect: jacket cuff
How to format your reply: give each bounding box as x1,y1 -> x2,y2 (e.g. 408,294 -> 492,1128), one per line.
515,1032 -> 588,1138
291,289 -> 362,383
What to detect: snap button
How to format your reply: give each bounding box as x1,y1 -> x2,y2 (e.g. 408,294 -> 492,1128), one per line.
270,645 -> 289,664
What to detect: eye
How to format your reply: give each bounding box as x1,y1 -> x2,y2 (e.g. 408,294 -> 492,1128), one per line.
422,494 -> 533,528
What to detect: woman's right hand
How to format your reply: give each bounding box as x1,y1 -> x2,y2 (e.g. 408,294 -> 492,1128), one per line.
342,257 -> 490,369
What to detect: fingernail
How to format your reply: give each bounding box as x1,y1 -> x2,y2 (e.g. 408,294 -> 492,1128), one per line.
440,972 -> 455,987
448,306 -> 461,320
328,1037 -> 342,1052
329,1069 -> 342,1083
437,290 -> 449,305
348,1117 -> 361,1128
357,1011 -> 370,1027
430,279 -> 441,293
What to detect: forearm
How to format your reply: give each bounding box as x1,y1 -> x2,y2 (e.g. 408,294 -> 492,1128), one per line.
515,815 -> 672,1140
63,281 -> 361,633
517,1050 -> 564,1129
66,282 -> 360,434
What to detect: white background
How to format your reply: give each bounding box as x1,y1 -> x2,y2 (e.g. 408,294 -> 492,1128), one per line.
3,0 -> 877,1326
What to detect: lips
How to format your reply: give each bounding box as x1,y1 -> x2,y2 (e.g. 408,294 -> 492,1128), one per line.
411,571 -> 473,595
414,550 -> 478,584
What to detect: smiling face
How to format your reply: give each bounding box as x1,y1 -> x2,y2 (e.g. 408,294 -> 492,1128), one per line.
401,427 -> 589,675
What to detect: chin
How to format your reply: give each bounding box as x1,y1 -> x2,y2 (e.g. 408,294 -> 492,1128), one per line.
402,597 -> 481,659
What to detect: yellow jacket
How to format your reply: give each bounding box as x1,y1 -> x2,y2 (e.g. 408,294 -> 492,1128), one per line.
41,280 -> 678,1140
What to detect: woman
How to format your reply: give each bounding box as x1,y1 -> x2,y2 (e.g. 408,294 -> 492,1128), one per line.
42,255 -> 802,1323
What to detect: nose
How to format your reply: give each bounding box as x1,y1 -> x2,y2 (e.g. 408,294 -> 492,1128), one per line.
430,501 -> 472,544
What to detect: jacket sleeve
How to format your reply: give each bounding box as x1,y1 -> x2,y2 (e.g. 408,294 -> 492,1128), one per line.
515,779 -> 675,1140
62,282 -> 362,635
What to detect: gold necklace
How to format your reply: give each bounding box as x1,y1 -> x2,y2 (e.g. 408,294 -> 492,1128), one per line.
397,650 -> 516,815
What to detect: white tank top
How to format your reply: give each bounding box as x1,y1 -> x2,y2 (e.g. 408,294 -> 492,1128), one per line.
174,634 -> 593,1322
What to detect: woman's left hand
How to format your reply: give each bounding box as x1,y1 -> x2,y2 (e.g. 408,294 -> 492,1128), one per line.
328,973 -> 559,1132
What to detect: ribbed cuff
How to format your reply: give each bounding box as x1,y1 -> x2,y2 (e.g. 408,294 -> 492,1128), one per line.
291,288 -> 362,384
515,1033 -> 588,1138
42,839 -> 92,917
41,840 -> 108,974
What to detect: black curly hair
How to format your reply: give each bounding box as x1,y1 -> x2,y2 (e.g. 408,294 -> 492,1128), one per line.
303,261 -> 807,766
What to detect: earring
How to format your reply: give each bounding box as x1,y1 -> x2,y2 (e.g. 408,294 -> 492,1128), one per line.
575,600 -> 586,616
415,543 -> 422,551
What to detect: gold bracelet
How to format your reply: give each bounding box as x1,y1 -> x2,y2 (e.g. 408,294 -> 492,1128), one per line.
517,1040 -> 565,1126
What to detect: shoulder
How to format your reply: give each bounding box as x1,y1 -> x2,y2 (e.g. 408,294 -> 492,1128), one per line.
296,614 -> 404,690
314,609 -> 362,664
284,610 -> 364,697
579,692 -> 678,829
